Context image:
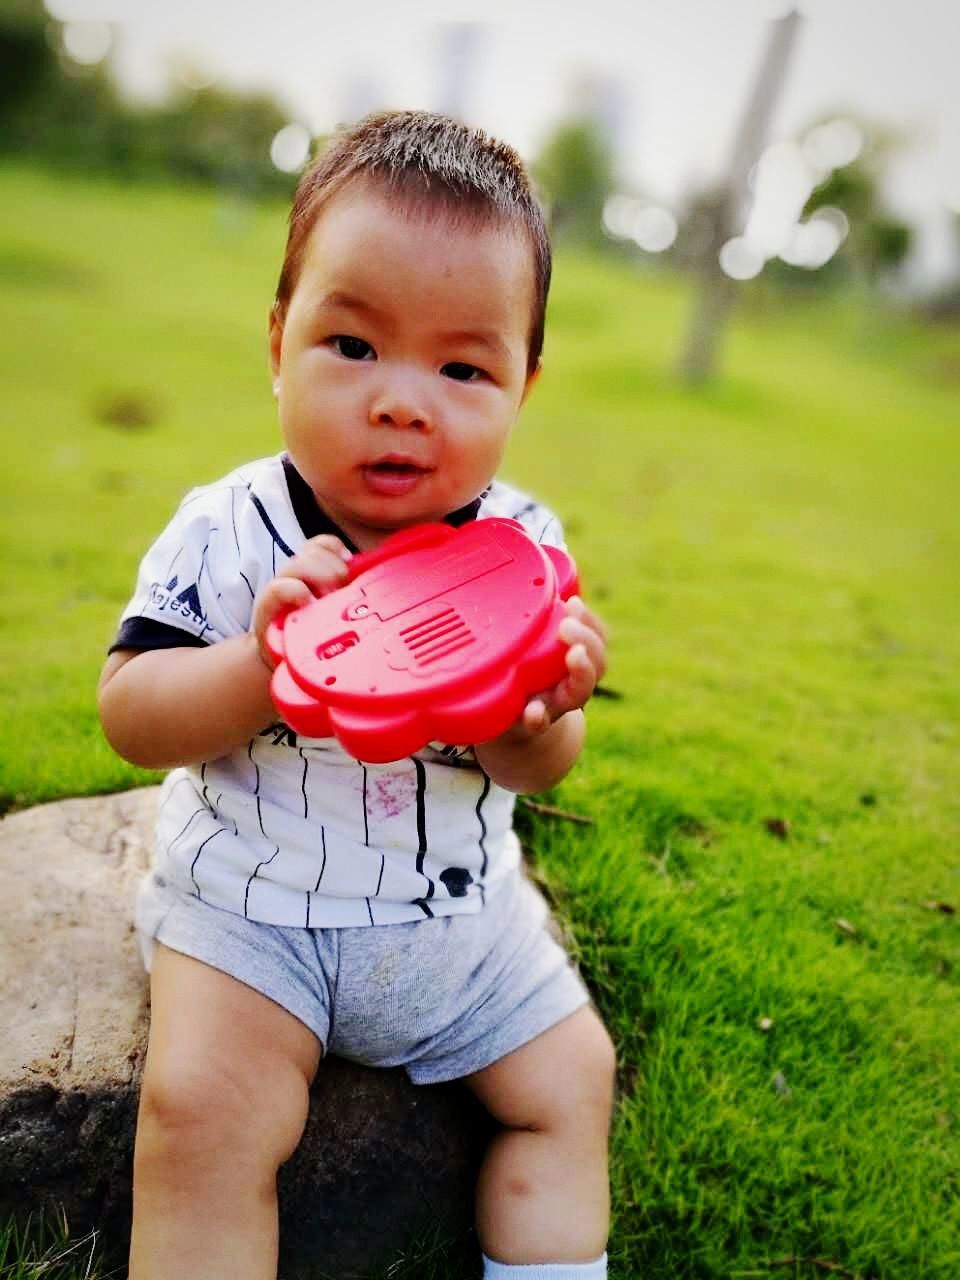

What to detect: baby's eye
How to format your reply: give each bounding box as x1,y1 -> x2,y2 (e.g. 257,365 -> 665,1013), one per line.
330,335 -> 374,361
441,361 -> 485,382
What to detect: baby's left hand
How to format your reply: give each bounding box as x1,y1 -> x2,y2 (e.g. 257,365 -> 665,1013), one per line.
519,596 -> 608,737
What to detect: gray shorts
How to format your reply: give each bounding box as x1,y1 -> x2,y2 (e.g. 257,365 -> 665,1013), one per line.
136,869 -> 589,1084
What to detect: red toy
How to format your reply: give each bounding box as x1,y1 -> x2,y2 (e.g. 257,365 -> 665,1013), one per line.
266,518 -> 579,763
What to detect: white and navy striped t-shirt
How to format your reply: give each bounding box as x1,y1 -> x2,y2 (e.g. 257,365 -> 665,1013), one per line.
112,453 -> 566,928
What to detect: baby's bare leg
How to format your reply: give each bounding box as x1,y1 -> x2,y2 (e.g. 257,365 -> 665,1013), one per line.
465,1005 -> 615,1265
129,944 -> 322,1280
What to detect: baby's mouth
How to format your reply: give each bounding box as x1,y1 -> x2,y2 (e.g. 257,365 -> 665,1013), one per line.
368,461 -> 423,476
362,457 -> 432,496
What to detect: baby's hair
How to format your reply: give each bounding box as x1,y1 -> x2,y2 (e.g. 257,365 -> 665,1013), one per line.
275,110 -> 551,374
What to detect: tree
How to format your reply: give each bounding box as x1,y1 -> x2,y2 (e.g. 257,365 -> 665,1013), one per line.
678,11 -> 803,385
801,138 -> 913,285
0,1 -> 295,195
139,87 -> 292,192
0,1 -> 56,121
534,118 -> 615,246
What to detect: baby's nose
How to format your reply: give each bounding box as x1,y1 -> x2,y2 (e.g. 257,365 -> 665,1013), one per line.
369,373 -> 432,431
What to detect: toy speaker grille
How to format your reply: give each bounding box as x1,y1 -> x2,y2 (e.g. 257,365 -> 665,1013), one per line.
399,607 -> 475,667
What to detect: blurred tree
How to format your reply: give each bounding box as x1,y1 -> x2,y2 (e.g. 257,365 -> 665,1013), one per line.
0,2 -> 295,195
534,118 -> 615,245
140,88 -> 291,191
678,11 -> 803,385
0,1 -> 55,118
799,139 -> 913,284
670,186 -> 726,272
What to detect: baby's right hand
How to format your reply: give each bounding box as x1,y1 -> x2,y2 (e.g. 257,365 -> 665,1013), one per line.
252,534 -> 352,670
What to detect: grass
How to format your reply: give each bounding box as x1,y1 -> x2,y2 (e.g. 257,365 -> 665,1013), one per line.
0,1212 -> 121,1280
1,162 -> 958,1278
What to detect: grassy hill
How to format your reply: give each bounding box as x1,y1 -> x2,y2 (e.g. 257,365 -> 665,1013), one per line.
1,163 -> 958,1278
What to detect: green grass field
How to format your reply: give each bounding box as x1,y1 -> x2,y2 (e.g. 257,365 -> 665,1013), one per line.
1,163 -> 958,1279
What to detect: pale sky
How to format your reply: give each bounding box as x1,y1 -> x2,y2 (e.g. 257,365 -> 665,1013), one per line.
49,0 -> 960,286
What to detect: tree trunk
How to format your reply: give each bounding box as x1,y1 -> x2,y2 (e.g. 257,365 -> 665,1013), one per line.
679,10 -> 803,385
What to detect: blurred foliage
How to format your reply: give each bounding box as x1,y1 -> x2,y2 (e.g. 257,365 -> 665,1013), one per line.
802,164 -> 911,283
779,121 -> 913,289
0,1 -> 296,195
534,117 -> 615,246
674,117 -> 915,294
0,3 -> 51,116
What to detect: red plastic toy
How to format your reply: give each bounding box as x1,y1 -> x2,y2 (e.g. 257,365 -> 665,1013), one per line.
266,518 -> 579,763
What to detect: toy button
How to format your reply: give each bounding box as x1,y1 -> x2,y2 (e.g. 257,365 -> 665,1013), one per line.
316,631 -> 359,660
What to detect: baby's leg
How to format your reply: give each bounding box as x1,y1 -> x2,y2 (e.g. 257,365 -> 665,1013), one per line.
129,943 -> 322,1280
465,1005 -> 615,1270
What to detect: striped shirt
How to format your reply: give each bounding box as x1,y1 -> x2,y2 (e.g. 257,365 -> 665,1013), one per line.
112,453 -> 566,928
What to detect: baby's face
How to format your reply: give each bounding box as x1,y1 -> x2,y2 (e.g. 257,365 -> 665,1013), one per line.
269,181 -> 538,549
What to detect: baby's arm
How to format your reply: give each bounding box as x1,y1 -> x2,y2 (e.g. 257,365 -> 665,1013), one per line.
473,596 -> 607,794
98,535 -> 351,769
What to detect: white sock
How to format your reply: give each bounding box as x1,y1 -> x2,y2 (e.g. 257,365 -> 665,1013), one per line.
481,1253 -> 608,1279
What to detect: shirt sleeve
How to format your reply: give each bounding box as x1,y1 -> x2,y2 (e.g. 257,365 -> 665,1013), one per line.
511,498 -> 567,551
532,508 -> 566,550
480,481 -> 567,551
109,487 -> 252,653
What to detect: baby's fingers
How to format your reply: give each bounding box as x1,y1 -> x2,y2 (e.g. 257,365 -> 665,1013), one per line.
558,615 -> 607,684
526,642 -> 598,730
286,540 -> 352,596
265,576 -> 313,612
253,578 -> 312,666
520,698 -> 551,736
558,641 -> 599,711
565,595 -> 608,645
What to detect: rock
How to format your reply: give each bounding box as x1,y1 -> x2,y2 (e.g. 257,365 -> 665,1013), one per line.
0,788 -> 490,1278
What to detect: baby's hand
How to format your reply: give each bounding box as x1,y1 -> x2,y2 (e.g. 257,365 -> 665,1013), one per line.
252,534 -> 352,669
518,595 -> 608,737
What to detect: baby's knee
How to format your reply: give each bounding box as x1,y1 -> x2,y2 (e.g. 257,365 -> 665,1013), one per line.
137,1047 -> 309,1171
518,1010 -> 617,1138
562,1013 -> 617,1121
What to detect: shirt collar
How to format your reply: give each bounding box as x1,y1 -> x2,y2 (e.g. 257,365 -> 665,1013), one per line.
281,454 -> 484,553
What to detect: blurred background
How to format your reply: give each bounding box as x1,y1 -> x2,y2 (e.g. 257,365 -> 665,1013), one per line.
3,0 -> 959,337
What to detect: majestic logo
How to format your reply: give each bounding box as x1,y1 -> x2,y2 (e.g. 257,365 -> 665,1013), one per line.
148,574 -> 207,631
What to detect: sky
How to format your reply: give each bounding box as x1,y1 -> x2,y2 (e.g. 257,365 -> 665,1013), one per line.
47,0 -> 960,287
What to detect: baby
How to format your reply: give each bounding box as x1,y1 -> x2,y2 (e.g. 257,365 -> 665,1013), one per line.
99,110 -> 614,1280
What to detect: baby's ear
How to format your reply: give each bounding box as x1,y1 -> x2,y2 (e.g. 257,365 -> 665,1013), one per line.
268,301 -> 285,380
